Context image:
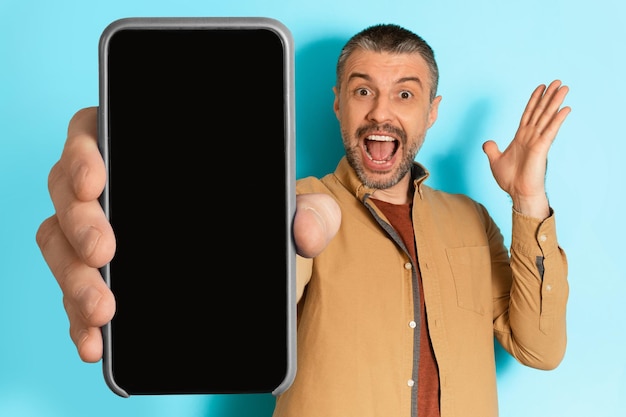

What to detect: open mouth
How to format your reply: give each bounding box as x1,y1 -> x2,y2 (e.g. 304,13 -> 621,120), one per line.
364,135 -> 399,163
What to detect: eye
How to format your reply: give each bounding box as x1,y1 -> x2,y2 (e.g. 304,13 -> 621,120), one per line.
356,88 -> 370,96
399,90 -> 412,99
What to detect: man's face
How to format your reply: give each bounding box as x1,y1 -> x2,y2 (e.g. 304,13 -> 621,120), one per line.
334,49 -> 441,190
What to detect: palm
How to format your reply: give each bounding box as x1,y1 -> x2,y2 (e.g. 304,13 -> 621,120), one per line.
483,80 -> 571,211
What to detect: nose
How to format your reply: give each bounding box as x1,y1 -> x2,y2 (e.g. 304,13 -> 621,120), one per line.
367,95 -> 393,124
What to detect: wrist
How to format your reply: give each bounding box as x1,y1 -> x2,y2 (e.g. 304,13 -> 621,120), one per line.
512,194 -> 550,220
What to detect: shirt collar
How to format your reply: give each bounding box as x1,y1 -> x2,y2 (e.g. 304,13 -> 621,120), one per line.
333,156 -> 430,202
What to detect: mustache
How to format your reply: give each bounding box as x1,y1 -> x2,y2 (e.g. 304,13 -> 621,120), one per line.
355,123 -> 406,143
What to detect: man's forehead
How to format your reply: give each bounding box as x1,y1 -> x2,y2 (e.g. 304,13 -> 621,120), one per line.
343,50 -> 429,82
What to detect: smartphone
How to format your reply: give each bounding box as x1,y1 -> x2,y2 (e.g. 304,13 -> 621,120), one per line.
97,17 -> 296,398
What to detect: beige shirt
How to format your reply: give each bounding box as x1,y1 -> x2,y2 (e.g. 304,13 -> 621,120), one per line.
274,157 -> 568,417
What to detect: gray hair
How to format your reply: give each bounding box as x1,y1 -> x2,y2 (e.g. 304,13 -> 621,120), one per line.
336,24 -> 439,101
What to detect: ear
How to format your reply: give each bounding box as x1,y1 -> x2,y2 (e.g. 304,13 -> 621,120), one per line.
427,95 -> 442,129
332,86 -> 340,119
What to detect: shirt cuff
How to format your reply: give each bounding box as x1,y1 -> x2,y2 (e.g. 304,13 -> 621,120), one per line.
511,208 -> 560,257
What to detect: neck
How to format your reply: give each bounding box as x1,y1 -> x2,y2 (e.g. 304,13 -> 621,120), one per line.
370,175 -> 413,205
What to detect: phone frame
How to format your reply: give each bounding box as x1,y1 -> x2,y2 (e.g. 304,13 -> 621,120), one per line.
97,16 -> 297,398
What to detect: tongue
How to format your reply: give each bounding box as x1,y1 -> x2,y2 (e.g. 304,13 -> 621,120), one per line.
367,140 -> 395,161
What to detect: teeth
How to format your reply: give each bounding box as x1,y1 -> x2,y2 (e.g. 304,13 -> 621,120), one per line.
367,135 -> 395,142
364,135 -> 397,162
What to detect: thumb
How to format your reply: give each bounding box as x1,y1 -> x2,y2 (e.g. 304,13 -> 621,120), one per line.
482,140 -> 501,164
294,193 -> 341,258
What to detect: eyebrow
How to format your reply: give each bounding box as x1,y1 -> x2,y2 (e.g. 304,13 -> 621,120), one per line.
348,73 -> 424,88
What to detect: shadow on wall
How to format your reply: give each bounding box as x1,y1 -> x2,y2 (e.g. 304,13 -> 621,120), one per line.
425,97 -> 493,195
295,36 -> 347,180
204,393 -> 276,417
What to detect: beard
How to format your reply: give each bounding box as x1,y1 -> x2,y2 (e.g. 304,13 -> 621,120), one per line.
342,123 -> 424,190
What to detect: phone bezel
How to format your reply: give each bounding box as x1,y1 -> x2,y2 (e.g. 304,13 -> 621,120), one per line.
97,16 -> 296,398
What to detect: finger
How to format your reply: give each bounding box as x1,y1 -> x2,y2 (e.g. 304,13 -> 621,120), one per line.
481,140 -> 501,164
525,81 -> 562,127
48,107 -> 115,267
541,105 -> 572,144
36,215 -> 115,362
64,296 -> 108,363
49,165 -> 115,267
61,107 -> 106,202
294,193 -> 341,258
529,80 -> 569,129
520,80 -> 566,127
36,215 -> 116,325
535,83 -> 570,133
519,83 -> 548,128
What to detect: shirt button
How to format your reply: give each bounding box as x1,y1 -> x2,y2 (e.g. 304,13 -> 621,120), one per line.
409,321 -> 417,328
404,262 -> 412,270
546,284 -> 553,291
539,234 -> 547,242
407,379 -> 415,387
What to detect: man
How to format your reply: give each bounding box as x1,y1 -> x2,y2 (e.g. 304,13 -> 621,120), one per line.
37,23 -> 570,417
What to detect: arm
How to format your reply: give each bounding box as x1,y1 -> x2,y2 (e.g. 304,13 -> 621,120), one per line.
486,80 -> 570,368
493,209 -> 568,369
492,209 -> 568,370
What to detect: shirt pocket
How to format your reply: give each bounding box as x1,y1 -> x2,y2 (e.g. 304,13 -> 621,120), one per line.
445,246 -> 491,315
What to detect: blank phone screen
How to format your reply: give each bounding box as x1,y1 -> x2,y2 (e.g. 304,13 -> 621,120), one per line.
99,18 -> 295,397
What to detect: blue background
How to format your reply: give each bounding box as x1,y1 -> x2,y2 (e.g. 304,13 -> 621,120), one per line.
1,0 -> 624,416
